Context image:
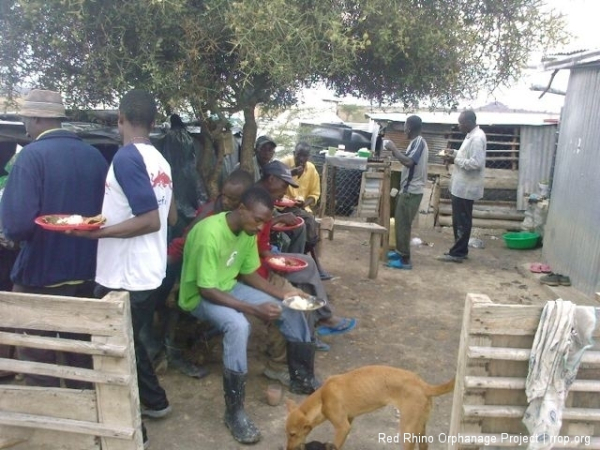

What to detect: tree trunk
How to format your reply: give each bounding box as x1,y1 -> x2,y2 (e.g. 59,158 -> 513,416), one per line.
241,103 -> 258,173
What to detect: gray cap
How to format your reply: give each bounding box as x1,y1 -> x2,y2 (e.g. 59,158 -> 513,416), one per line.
262,161 -> 299,188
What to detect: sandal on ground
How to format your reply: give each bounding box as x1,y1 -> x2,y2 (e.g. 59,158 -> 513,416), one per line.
387,259 -> 412,270
316,317 -> 357,337
387,251 -> 401,260
530,263 -> 552,274
315,338 -> 330,351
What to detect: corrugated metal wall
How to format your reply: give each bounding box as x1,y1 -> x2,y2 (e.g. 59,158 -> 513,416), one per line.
517,125 -> 558,210
542,66 -> 600,296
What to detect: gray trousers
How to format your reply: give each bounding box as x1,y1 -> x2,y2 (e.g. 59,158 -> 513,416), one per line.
394,192 -> 423,260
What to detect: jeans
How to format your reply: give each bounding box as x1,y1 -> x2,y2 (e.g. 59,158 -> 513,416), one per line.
94,285 -> 169,410
190,282 -> 311,373
449,194 -> 474,258
394,192 -> 423,260
13,282 -> 95,389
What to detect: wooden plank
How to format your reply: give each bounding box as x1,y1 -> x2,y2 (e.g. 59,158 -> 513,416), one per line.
0,411 -> 134,439
464,404 -> 600,421
468,347 -> 600,364
437,215 -> 522,231
438,205 -> 525,221
95,291 -> 144,450
439,176 -> 518,191
333,220 -> 387,233
0,292 -> 125,336
0,331 -> 126,358
468,303 -> 600,338
465,376 -> 600,392
449,294 -> 493,449
0,386 -> 99,450
0,358 -> 131,386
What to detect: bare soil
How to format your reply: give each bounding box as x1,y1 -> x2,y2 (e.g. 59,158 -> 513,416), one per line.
145,212 -> 589,450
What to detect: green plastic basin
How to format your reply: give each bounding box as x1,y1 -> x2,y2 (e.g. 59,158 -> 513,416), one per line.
502,232 -> 540,249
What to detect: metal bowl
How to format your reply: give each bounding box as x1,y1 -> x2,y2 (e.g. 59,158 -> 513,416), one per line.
282,295 -> 326,311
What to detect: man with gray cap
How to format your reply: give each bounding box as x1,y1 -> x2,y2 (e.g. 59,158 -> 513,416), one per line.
0,89 -> 108,387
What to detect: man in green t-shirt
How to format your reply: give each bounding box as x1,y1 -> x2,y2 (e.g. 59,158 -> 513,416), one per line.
179,186 -> 319,445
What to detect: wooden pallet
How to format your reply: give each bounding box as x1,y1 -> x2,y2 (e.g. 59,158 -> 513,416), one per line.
450,293 -> 600,449
0,291 -> 142,450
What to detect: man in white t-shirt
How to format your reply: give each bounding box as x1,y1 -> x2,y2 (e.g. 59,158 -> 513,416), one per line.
74,90 -> 176,447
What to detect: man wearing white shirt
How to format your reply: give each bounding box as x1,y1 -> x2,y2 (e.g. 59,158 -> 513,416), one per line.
438,110 -> 486,262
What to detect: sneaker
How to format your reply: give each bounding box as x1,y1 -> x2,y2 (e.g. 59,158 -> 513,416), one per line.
436,254 -> 464,263
141,404 -> 172,419
263,367 -> 291,386
444,252 -> 468,260
559,275 -> 572,286
540,273 -> 560,286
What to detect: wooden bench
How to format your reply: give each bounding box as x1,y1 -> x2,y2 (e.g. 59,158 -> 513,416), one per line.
450,293 -> 600,449
316,216 -> 387,279
0,291 -> 143,450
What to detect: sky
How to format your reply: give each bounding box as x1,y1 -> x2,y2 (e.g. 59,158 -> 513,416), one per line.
299,0 -> 599,115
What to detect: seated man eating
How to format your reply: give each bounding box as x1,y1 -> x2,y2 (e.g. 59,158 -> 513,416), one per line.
178,186 -> 320,445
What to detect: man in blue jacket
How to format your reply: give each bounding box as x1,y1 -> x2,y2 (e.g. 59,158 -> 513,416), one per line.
0,89 -> 108,388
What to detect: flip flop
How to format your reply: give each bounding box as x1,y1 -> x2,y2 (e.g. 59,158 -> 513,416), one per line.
540,264 -> 552,273
529,263 -> 543,273
316,318 -> 357,337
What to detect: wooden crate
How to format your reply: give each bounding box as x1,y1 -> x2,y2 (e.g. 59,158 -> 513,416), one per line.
0,291 -> 142,450
450,293 -> 600,449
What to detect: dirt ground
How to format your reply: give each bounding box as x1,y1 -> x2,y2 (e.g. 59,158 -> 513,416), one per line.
144,209 -> 596,450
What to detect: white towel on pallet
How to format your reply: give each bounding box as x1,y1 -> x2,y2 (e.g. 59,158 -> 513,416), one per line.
523,299 -> 596,449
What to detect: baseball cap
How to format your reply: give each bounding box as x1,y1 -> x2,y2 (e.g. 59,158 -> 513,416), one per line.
255,135 -> 277,150
262,161 -> 299,187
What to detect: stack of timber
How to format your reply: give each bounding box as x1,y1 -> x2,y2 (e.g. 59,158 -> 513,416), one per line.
434,168 -> 523,230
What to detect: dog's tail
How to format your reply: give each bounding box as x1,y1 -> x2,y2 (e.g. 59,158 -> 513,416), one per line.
425,378 -> 455,397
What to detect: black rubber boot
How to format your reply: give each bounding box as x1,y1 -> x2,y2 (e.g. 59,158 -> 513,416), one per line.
287,342 -> 321,395
222,369 -> 261,444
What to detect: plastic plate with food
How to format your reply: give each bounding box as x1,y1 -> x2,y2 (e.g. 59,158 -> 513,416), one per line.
282,294 -> 326,311
271,216 -> 304,232
274,197 -> 296,208
35,214 -> 106,231
266,255 -> 308,273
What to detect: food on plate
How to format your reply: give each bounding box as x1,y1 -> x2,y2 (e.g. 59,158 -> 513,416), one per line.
287,295 -> 311,310
44,214 -> 106,226
268,256 -> 299,268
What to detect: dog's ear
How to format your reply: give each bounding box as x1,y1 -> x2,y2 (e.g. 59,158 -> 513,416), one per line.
303,424 -> 313,434
286,398 -> 298,412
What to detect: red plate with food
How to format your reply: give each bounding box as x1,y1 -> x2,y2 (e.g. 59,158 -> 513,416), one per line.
35,214 -> 106,231
266,255 -> 308,273
271,216 -> 304,232
274,197 -> 296,208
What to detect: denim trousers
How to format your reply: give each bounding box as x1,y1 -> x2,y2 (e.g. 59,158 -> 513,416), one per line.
190,282 -> 311,373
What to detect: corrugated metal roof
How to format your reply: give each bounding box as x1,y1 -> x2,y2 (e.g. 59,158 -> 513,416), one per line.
543,48 -> 600,71
367,111 -> 559,126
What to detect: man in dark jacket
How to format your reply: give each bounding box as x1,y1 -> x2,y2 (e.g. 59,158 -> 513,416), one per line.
0,89 -> 108,387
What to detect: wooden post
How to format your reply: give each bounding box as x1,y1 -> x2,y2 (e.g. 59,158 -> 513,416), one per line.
368,232 -> 380,279
318,162 -> 328,219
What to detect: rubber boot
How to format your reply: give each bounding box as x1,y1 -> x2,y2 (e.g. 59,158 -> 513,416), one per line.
165,339 -> 209,379
287,342 -> 321,395
222,369 -> 261,444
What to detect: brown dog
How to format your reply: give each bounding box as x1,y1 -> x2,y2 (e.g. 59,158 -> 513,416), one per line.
285,365 -> 454,450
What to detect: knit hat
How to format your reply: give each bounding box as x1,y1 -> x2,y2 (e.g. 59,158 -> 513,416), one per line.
19,89 -> 67,118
